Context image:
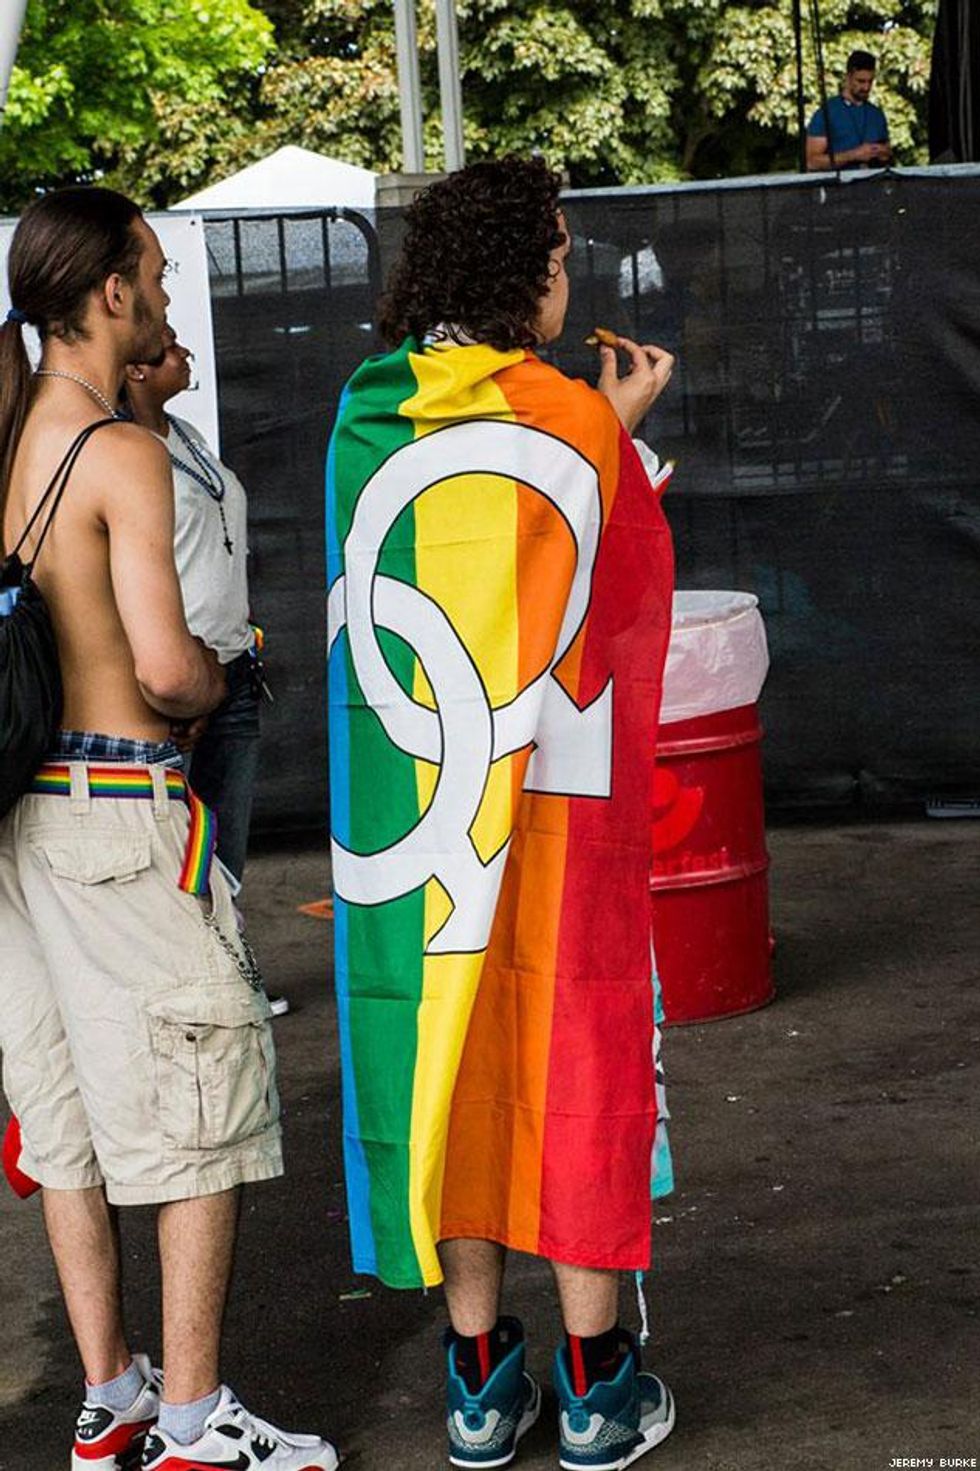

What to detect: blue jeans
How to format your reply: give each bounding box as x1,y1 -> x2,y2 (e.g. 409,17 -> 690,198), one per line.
185,652 -> 261,883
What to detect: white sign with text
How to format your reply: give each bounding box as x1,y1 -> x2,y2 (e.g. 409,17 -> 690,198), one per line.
0,211 -> 219,451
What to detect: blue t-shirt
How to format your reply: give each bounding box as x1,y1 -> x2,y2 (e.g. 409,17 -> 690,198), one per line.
807,95 -> 889,154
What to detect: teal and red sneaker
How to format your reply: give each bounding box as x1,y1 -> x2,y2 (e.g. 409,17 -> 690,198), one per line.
446,1318 -> 542,1467
72,1354 -> 160,1470
553,1334 -> 675,1470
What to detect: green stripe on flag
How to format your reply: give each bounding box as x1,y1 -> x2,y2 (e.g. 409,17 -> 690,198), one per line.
332,339 -> 428,1285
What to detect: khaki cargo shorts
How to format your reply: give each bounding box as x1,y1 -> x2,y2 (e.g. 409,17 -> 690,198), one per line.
0,762 -> 283,1204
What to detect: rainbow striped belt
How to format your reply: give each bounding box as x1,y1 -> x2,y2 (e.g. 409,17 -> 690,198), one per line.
29,763 -> 216,896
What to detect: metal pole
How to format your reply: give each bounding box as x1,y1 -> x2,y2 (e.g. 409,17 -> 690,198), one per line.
810,0 -> 836,169
792,0 -> 807,172
393,0 -> 425,174
0,0 -> 29,126
435,0 -> 465,172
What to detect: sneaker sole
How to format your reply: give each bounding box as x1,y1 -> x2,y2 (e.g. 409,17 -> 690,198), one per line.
141,1448 -> 337,1471
449,1378 -> 542,1469
558,1383 -> 676,1471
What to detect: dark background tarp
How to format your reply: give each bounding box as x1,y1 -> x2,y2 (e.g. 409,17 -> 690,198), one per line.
202,170 -> 980,836
930,0 -> 980,162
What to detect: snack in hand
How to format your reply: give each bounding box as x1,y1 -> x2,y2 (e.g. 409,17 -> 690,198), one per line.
584,326 -> 620,348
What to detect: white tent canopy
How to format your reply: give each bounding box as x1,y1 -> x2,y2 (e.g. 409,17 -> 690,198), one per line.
0,0 -> 29,120
172,145 -> 377,212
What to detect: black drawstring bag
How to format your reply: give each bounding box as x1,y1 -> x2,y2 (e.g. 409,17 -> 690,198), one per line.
0,419 -> 115,818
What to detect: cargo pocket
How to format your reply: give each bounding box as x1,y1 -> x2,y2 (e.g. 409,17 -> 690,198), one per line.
31,831 -> 151,885
147,987 -> 279,1153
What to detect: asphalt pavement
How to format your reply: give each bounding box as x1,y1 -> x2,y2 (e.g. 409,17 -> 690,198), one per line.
1,820 -> 978,1471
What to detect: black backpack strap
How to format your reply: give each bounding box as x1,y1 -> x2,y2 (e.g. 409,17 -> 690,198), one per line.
13,417 -> 118,571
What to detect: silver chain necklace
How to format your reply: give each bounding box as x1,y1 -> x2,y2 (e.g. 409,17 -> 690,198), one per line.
35,368 -> 118,419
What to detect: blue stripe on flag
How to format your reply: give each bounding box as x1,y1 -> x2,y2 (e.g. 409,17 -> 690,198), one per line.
326,387 -> 376,1275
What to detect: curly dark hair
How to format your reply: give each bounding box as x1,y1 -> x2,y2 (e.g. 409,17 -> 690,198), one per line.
378,156 -> 564,351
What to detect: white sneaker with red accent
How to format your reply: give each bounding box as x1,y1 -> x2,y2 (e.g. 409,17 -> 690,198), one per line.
72,1353 -> 161,1470
140,1387 -> 338,1470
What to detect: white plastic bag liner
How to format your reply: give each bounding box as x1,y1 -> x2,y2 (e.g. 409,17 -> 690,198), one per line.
660,590 -> 769,724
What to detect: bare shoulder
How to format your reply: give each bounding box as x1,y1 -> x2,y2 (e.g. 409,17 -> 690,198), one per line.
79,419 -> 169,479
76,421 -> 172,518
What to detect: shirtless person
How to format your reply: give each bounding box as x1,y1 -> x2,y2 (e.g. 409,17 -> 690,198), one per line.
0,189 -> 336,1471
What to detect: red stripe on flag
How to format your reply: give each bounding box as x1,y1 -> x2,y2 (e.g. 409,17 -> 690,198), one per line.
538,434 -> 674,1268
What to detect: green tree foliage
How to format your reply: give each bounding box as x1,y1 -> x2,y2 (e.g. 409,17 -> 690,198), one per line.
0,0 -> 939,206
700,1 -> 938,175
0,0 -> 273,210
247,0 -> 409,171
241,0 -> 937,186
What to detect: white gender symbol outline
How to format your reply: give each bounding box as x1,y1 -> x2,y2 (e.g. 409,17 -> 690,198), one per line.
329,419 -> 613,954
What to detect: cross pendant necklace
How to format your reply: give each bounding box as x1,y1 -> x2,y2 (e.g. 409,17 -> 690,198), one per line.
166,415 -> 234,557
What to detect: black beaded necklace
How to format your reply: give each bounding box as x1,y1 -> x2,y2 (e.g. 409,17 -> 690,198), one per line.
166,415 -> 234,556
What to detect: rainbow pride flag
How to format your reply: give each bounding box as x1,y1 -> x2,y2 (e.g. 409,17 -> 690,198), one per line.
326,339 -> 674,1288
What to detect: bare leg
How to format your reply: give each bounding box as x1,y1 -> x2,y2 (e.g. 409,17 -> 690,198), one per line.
158,1188 -> 240,1405
552,1262 -> 619,1337
42,1186 -> 130,1385
439,1238 -> 506,1335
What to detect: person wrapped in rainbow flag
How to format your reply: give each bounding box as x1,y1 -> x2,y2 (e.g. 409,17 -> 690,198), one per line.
326,157 -> 677,1471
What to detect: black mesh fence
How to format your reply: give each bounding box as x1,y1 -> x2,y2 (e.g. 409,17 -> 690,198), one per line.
204,208 -> 380,835
204,170 -> 980,834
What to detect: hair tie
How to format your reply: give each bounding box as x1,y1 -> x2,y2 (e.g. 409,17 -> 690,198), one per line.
5,306 -> 27,325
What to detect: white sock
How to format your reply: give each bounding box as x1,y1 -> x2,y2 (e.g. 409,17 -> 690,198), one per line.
158,1387 -> 222,1445
86,1358 -> 145,1412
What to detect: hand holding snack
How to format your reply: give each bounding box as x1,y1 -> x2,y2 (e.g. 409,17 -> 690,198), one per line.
585,327 -> 621,349
590,328 -> 675,433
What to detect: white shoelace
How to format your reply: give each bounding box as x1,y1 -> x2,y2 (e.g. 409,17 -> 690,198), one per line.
225,1403 -> 282,1452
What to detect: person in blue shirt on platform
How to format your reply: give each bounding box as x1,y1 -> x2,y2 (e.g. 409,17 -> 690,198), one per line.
806,50 -> 893,171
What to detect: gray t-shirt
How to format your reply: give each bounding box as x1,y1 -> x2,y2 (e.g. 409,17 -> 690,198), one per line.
163,415 -> 252,664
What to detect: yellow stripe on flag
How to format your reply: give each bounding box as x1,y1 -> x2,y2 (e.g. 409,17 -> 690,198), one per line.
402,345 -> 521,1283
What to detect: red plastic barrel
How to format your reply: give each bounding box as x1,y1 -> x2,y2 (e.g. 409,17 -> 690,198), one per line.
651,701 -> 774,1024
